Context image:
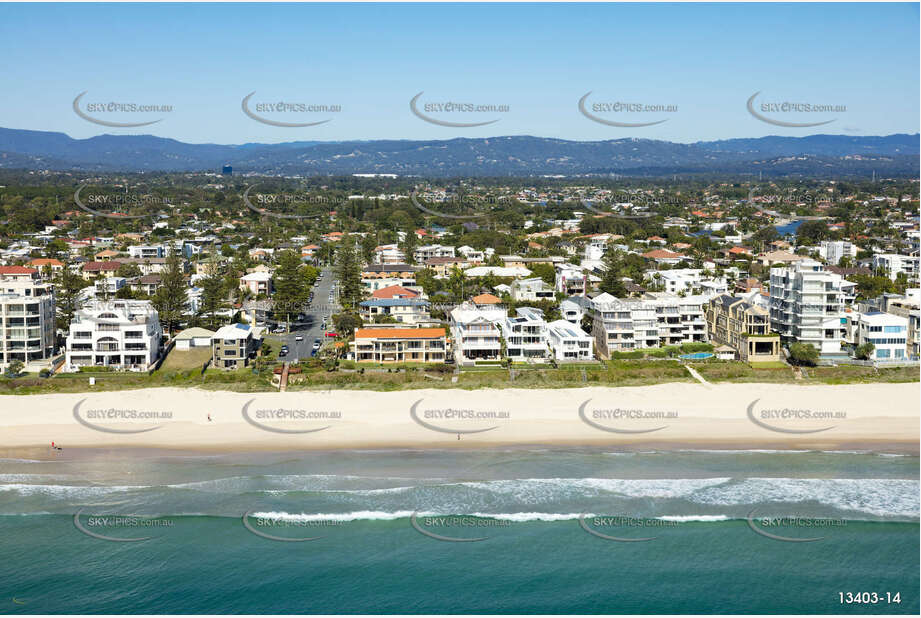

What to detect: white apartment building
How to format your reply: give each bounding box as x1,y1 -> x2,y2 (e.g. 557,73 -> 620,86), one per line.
0,272 -> 56,370
510,277 -> 555,302
592,293 -> 659,356
65,300 -> 163,370
128,244 -> 168,259
413,244 -> 455,262
590,292 -> 709,358
374,244 -> 406,265
546,319 -> 594,361
872,254 -> 920,282
457,246 -> 485,263
501,307 -> 550,361
650,268 -> 728,296
643,293 -> 710,347
769,259 -> 852,355
818,240 -> 857,265
450,301 -> 506,363
850,311 -> 909,361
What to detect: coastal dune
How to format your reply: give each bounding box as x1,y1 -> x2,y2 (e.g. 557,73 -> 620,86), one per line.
1,383 -> 917,455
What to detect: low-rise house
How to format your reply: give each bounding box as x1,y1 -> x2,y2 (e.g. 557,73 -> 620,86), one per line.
211,323 -> 262,370
463,265 -> 532,278
642,249 -> 687,266
81,261 -> 121,280
64,300 -> 163,370
510,277 -> 555,302
174,327 -> 215,350
350,326 -> 447,363
705,294 -> 780,362
28,258 -> 64,279
546,319 -> 594,361
560,298 -> 585,324
424,257 -> 470,278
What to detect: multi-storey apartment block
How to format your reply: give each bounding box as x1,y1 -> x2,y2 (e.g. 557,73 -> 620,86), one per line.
848,311 -> 909,361
706,294 -> 780,362
0,267 -> 56,370
769,259 -> 852,355
350,327 -> 447,363
65,300 -> 163,370
872,254 -> 919,283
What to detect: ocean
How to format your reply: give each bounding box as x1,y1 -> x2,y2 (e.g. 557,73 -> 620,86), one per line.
1,448 -> 917,614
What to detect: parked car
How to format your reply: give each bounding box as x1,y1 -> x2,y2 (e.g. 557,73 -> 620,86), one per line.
295,335 -> 304,342
312,339 -> 321,350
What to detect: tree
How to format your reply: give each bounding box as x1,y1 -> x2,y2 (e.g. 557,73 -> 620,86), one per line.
5,359 -> 24,378
599,249 -> 627,297
151,251 -> 188,336
855,342 -> 875,360
54,263 -> 88,333
335,239 -> 362,309
788,342 -> 819,366
198,259 -> 229,329
401,229 -> 418,264
333,312 -> 362,337
272,250 -> 310,327
116,262 -> 142,279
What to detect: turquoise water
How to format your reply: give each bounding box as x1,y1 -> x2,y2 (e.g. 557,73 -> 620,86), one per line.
679,352 -> 715,360
1,448 -> 918,614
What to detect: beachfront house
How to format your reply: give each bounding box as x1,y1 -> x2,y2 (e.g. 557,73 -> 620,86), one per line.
211,323 -> 262,370
705,294 -> 781,362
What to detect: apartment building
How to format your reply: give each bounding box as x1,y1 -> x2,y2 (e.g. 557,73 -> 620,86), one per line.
643,293 -> 710,347
510,277 -> 555,302
501,307 -> 549,361
591,293 -> 659,358
128,244 -> 167,259
872,254 -> 920,282
0,268 -> 56,370
65,300 -> 163,370
359,297 -> 431,324
546,319 -> 594,361
239,271 -> 273,296
818,240 -> 857,265
413,244 -> 455,262
211,323 -> 262,370
450,301 -> 506,363
373,244 -> 406,264
350,327 -> 447,363
769,259 -> 852,355
705,294 -> 780,362
361,264 -> 420,292
651,268 -> 728,296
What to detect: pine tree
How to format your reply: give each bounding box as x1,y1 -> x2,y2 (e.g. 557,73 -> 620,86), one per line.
272,250 -> 310,327
198,257 -> 228,329
599,248 -> 627,298
152,251 -> 188,336
54,262 -> 88,333
335,239 -> 362,309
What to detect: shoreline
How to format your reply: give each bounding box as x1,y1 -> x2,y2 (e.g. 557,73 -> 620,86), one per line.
1,382 -> 917,455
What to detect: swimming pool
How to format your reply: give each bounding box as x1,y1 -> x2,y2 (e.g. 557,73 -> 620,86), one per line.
679,352 -> 714,360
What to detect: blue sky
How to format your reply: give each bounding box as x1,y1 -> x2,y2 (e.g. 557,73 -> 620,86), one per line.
0,2 -> 917,144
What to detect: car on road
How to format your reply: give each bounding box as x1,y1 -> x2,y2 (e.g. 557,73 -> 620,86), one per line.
272,326 -> 286,334
312,339 -> 321,350
279,345 -> 289,356
295,335 -> 304,342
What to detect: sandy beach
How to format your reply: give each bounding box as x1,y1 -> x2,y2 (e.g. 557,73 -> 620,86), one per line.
0,382 -> 917,456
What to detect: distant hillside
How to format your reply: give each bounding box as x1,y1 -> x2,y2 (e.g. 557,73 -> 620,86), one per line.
0,127 -> 916,177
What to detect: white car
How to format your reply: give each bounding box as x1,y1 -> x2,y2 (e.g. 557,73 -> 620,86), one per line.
295,335 -> 304,342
